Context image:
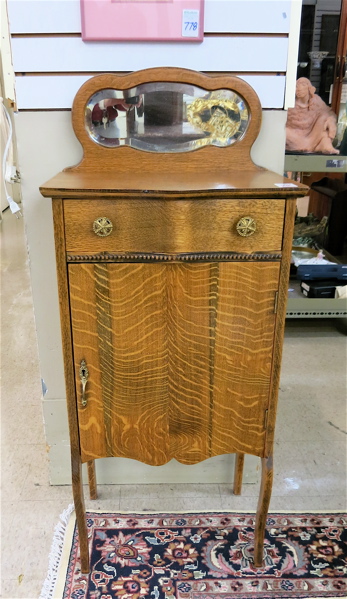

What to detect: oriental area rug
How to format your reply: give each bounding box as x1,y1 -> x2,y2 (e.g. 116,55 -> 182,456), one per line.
41,510 -> 347,599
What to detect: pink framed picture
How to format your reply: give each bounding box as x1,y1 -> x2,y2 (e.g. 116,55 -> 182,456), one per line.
80,0 -> 204,42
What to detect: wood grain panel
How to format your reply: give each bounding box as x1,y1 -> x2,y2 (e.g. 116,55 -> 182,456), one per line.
264,198 -> 297,456
52,200 -> 89,571
167,263 -> 216,463
64,199 -> 285,254
41,168 -> 308,198
69,261 -> 279,464
69,263 -> 170,464
69,263 -> 108,461
211,262 -> 280,457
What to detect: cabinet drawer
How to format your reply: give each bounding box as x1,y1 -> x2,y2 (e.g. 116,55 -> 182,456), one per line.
63,198 -> 285,255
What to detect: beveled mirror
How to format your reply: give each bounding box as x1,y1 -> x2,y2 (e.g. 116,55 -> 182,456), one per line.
85,82 -> 250,152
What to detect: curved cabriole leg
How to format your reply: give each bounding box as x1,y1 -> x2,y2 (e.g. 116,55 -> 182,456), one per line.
87,460 -> 98,500
233,453 -> 245,495
72,456 -> 89,573
254,455 -> 273,568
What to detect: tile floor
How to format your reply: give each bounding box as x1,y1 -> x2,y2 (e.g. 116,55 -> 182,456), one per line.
1,209 -> 346,598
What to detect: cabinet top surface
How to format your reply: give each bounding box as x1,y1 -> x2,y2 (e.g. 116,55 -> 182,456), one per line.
40,168 -> 308,198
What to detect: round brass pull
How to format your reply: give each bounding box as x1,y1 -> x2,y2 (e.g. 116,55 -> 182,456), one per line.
236,216 -> 257,237
93,217 -> 113,237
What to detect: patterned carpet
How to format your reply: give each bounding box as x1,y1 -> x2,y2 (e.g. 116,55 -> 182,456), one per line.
56,512 -> 346,599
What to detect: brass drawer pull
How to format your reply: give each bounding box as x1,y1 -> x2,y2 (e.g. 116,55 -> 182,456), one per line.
93,217 -> 113,237
236,216 -> 257,237
79,359 -> 89,407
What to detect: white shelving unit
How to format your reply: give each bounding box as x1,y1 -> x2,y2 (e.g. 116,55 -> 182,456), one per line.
285,153 -> 347,174
287,280 -> 347,318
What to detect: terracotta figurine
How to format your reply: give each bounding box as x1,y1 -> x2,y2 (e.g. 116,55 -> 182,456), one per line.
286,78 -> 339,154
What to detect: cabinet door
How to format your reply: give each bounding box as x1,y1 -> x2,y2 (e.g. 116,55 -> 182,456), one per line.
68,261 -> 280,464
69,262 -> 169,465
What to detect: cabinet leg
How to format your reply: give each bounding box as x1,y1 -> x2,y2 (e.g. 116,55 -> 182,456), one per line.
72,456 -> 89,573
87,460 -> 98,500
254,455 -> 273,568
233,453 -> 244,495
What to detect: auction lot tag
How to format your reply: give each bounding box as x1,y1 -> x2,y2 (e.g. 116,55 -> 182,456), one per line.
274,183 -> 298,188
182,9 -> 200,37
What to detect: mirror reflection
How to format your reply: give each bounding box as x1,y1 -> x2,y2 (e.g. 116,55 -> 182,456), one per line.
85,82 -> 250,152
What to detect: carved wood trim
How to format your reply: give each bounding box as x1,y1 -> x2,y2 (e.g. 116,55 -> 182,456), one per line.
67,251 -> 282,263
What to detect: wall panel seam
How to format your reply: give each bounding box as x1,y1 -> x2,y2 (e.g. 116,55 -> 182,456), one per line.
11,32 -> 289,39
15,71 -> 287,77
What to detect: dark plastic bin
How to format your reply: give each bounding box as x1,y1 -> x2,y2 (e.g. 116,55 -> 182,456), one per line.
310,176 -> 347,255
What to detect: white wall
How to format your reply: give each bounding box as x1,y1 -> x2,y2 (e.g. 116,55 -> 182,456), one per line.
7,0 -> 303,485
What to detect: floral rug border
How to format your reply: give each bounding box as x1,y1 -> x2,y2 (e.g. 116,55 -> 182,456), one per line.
42,510 -> 347,599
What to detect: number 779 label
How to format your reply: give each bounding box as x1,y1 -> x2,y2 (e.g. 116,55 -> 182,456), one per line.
182,9 -> 200,38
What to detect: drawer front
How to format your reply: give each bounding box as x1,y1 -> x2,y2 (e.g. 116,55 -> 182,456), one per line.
63,198 -> 285,255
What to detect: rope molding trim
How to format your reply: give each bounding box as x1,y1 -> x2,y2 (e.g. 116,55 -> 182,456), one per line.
67,251 -> 282,263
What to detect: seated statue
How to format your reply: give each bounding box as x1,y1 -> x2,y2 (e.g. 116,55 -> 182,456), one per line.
286,78 -> 339,154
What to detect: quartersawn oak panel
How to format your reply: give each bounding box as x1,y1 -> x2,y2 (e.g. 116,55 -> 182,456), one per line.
64,198 -> 285,255
69,263 -> 169,464
171,261 -> 280,462
210,261 -> 280,457
167,263 -> 216,462
69,261 -> 278,464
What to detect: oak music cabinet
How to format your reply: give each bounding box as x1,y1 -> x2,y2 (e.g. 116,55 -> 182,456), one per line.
40,68 -> 308,573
